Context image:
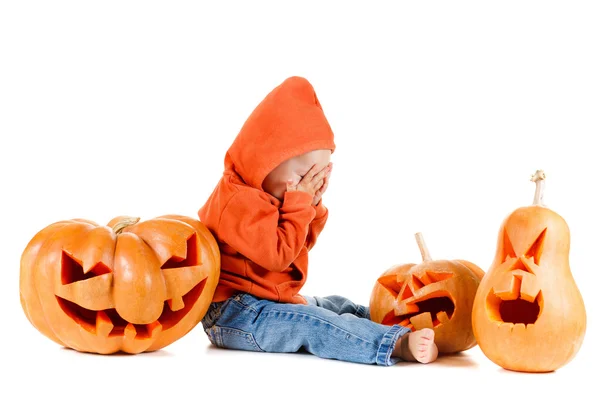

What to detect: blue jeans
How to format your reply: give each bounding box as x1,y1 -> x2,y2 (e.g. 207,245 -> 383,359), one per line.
200,292 -> 411,366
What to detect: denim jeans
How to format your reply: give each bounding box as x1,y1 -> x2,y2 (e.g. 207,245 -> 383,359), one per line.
200,292 -> 411,366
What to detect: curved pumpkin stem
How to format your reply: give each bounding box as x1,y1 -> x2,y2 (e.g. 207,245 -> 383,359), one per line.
109,216 -> 141,234
530,169 -> 546,206
415,232 -> 432,262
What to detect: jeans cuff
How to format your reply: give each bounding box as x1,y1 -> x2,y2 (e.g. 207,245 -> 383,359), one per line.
356,304 -> 370,319
375,324 -> 411,366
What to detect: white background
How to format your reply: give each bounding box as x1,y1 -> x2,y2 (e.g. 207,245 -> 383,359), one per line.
1,1 -> 598,399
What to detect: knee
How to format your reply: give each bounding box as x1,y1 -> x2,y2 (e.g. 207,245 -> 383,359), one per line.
314,294 -> 346,308
324,295 -> 361,314
324,295 -> 348,304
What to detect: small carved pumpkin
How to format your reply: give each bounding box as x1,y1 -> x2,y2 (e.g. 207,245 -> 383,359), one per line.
369,233 -> 484,354
472,170 -> 586,372
20,215 -> 220,354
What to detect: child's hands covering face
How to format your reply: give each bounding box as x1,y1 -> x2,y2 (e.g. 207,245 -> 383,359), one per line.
311,162 -> 332,206
286,163 -> 332,205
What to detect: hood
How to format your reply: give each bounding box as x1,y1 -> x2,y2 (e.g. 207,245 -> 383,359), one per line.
224,76 -> 336,190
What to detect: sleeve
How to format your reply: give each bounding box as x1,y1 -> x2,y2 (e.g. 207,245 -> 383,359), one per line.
217,189 -> 317,272
305,199 -> 329,251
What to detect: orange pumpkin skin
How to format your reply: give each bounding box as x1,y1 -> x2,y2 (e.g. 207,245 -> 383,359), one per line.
472,171 -> 586,372
19,215 -> 220,354
369,234 -> 484,354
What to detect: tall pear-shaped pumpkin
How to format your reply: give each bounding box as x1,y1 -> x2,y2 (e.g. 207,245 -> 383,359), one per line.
472,170 -> 586,372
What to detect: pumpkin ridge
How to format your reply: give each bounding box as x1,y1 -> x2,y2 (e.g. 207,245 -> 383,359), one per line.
20,221 -> 72,346
127,218 -> 194,266
42,222 -> 96,351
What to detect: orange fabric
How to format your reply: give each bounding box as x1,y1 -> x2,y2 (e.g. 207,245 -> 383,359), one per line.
198,76 -> 336,305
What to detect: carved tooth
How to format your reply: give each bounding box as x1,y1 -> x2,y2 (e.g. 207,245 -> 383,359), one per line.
519,273 -> 541,303
513,323 -> 527,335
96,311 -> 113,337
436,311 -> 450,324
410,312 -> 434,330
146,321 -> 163,338
494,275 -> 521,300
499,322 -> 513,335
123,322 -> 157,353
168,296 -> 185,312
125,323 -> 137,340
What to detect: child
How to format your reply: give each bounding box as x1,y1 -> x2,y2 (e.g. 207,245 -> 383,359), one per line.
198,76 -> 438,365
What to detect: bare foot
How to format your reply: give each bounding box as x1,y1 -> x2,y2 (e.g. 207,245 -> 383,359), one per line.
394,328 -> 438,363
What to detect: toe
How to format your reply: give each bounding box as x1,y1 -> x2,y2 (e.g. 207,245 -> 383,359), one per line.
421,328 -> 435,340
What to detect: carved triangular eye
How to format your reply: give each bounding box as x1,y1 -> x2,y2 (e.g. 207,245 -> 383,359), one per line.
503,228 -> 517,260
412,275 -> 426,290
377,275 -> 403,297
400,283 -> 414,300
525,228 -> 547,265
61,251 -> 111,285
161,233 -> 200,269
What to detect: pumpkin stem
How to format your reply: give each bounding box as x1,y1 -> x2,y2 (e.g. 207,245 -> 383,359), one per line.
530,170 -> 546,206
111,216 -> 141,234
415,232 -> 432,262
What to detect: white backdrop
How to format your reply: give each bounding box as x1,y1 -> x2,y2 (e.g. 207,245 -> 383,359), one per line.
1,1 -> 598,399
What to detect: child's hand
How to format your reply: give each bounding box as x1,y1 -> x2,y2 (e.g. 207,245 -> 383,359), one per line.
286,163 -> 330,198
312,162 -> 332,206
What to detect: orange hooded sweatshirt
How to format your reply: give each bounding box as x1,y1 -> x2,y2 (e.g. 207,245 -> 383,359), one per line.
198,76 -> 336,305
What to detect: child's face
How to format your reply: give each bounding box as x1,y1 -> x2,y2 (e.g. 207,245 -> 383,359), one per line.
262,149 -> 332,201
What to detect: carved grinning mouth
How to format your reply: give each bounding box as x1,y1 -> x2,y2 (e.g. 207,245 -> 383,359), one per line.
55,233 -> 207,340
56,280 -> 206,339
382,294 -> 455,330
486,272 -> 543,330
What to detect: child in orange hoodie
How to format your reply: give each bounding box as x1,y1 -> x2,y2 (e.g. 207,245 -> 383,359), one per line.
198,76 -> 438,365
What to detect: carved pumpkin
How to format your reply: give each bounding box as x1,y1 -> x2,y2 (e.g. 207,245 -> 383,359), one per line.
19,215 -> 220,354
472,170 -> 586,372
369,233 -> 485,354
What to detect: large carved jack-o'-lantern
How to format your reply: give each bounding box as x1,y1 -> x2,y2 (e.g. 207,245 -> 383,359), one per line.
20,215 -> 220,354
472,170 -> 586,372
369,233 -> 484,354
